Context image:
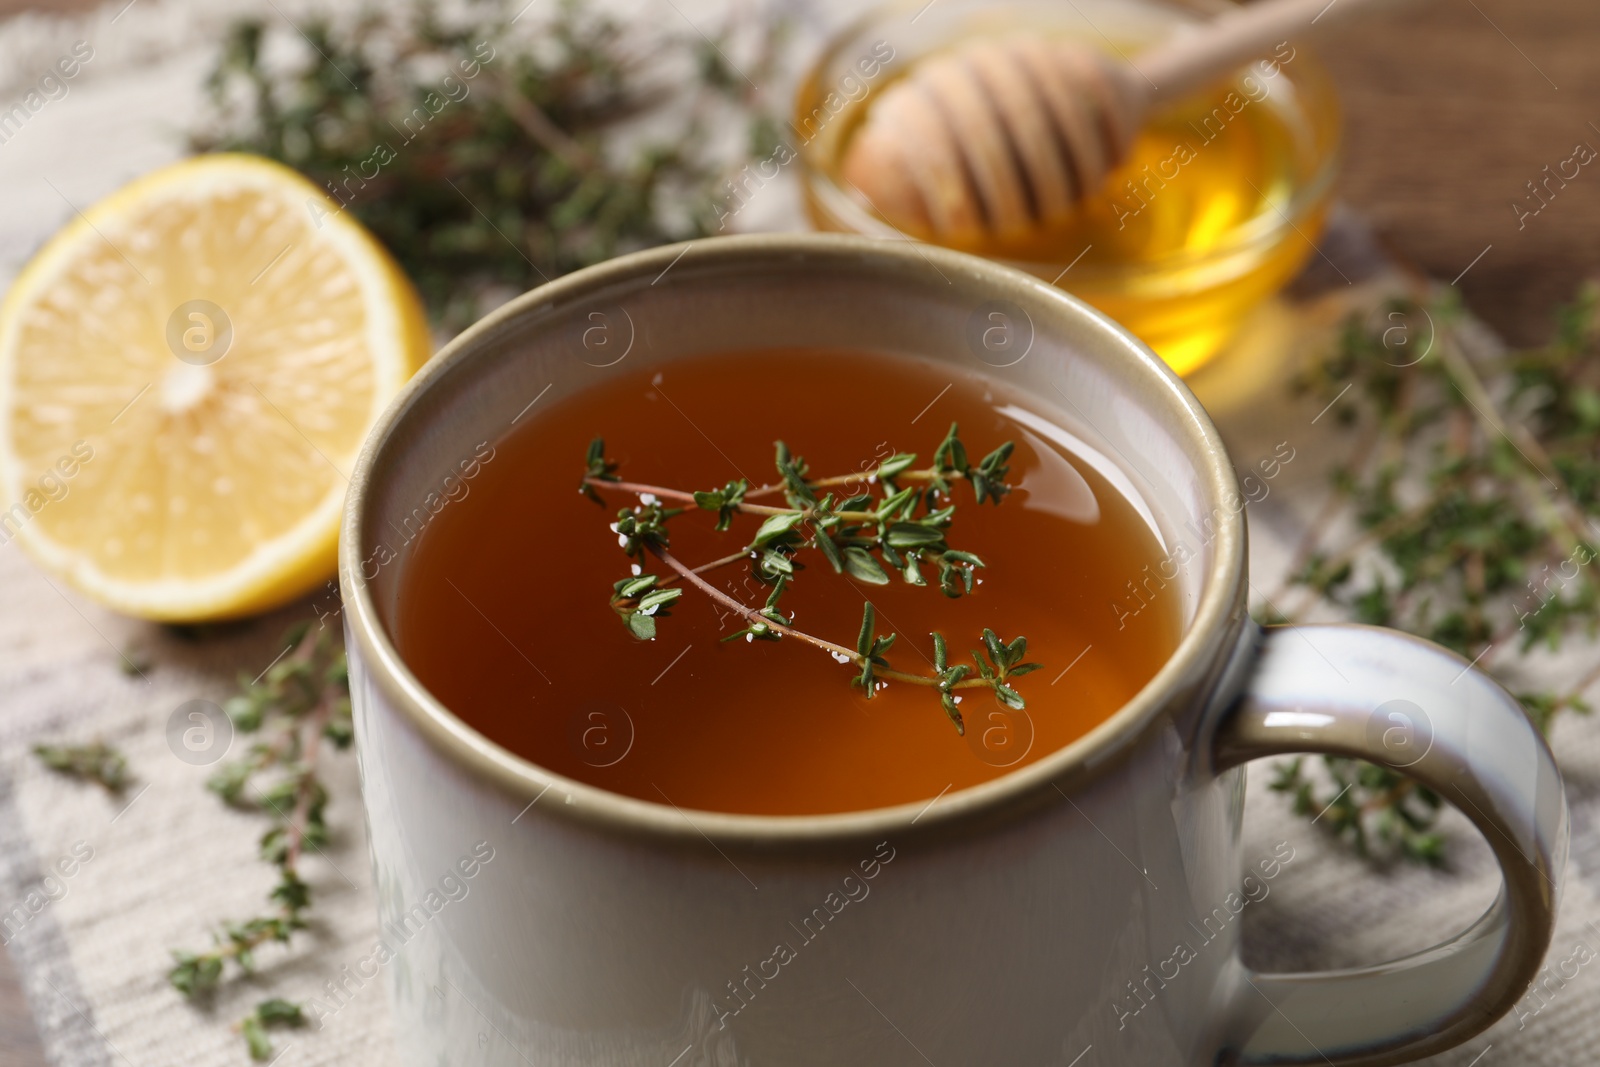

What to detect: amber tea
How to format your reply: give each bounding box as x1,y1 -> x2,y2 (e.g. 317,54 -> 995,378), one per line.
397,349 -> 1180,815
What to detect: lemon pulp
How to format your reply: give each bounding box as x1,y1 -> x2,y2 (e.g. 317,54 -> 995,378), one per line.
0,154 -> 430,620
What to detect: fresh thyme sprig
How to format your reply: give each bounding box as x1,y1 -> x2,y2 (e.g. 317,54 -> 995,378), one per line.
583,424 -> 1040,733
1269,756 -> 1445,866
191,0 -> 781,328
239,999 -> 306,1061
32,740 -> 129,793
169,622 -> 351,1061
1265,282 -> 1600,864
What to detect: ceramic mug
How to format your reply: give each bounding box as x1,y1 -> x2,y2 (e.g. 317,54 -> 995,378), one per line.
342,234 -> 1565,1066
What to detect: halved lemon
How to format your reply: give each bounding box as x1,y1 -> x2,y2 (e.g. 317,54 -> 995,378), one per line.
0,153 -> 430,621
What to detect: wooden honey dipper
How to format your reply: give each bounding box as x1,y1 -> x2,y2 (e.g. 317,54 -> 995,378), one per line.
842,0 -> 1391,244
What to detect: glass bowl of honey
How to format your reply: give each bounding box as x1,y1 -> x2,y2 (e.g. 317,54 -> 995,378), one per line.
794,0 -> 1341,376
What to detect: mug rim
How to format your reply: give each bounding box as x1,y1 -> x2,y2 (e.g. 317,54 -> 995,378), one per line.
340,233 -> 1246,846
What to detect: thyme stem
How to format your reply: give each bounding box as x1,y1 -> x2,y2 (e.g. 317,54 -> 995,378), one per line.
648,549 -> 752,590
652,545 -> 992,692
280,695 -> 333,873
486,75 -> 599,173
741,467 -> 969,500
583,476 -> 885,522
1281,490 -> 1450,622
652,545 -> 853,658
1437,333 -> 1597,551
1267,421 -> 1382,606
1559,659 -> 1600,712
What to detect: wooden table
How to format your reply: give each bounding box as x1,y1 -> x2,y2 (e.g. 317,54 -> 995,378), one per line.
0,0 -> 1595,1060
1315,0 -> 1600,343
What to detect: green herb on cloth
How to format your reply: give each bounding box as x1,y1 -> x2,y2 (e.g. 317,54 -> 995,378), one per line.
190,0 -> 781,329
168,621 -> 348,1061
1265,282 -> 1600,864
239,998 -> 306,1061
32,740 -> 129,793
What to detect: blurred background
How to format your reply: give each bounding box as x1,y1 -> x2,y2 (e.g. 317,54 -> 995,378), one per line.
4,0 -> 1597,342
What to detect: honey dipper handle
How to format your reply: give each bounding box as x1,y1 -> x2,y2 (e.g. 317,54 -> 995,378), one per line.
1137,0 -> 1400,107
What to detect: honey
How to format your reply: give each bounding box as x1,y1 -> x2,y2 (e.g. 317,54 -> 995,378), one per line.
396,349 -> 1180,816
796,0 -> 1340,376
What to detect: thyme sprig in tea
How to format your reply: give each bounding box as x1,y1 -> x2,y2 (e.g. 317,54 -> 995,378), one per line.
1266,282 -> 1600,864
584,423 -> 1041,733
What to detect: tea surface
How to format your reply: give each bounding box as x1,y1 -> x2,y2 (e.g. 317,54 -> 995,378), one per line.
397,350 -> 1180,815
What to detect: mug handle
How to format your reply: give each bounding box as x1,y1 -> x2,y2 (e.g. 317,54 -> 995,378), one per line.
1211,623 -> 1567,1066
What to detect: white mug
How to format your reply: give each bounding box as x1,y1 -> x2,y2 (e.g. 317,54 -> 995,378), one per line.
342,234 -> 1564,1066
